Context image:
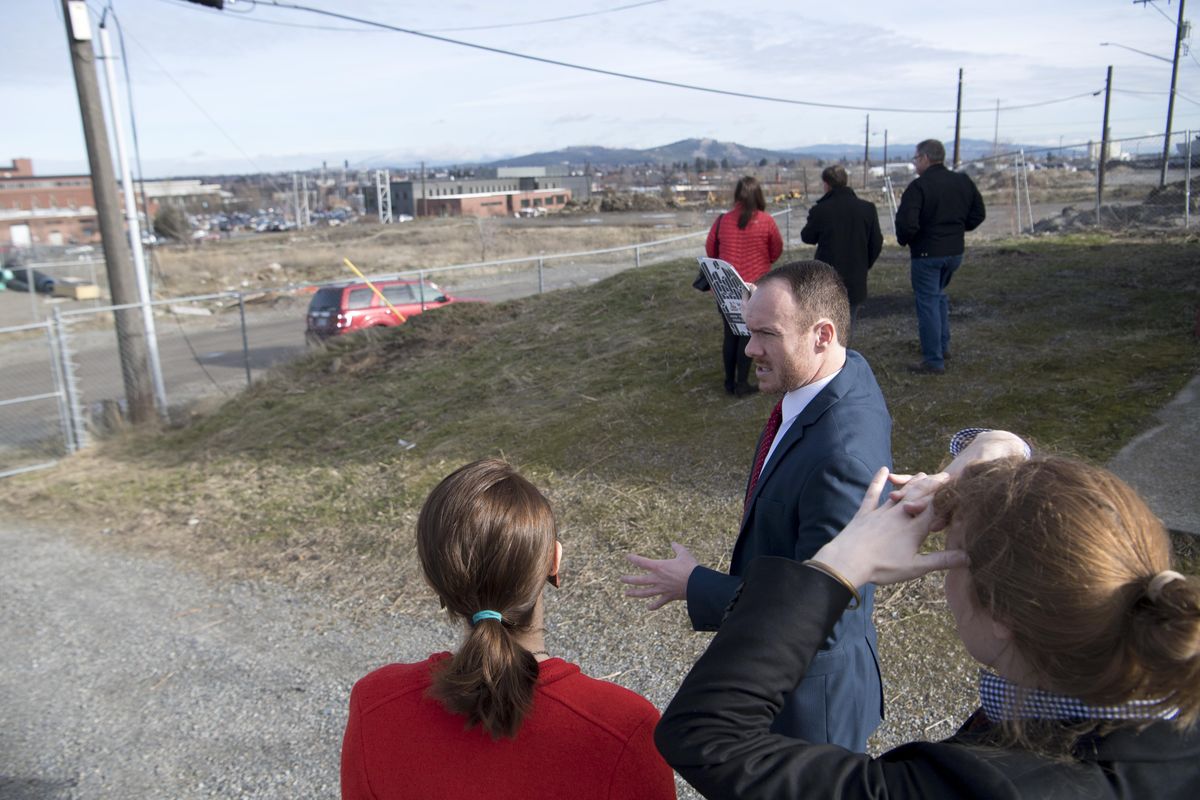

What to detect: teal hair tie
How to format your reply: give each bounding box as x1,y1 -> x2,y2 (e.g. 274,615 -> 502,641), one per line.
471,610 -> 502,625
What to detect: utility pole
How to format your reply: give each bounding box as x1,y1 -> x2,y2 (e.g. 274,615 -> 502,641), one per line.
1098,66 -> 1113,225
59,0 -> 155,423
863,114 -> 870,190
992,99 -> 1000,157
953,68 -> 964,169
1158,0 -> 1187,187
97,16 -> 166,416
883,129 -> 889,176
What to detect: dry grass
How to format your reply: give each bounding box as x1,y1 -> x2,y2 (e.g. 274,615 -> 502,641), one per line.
150,217 -> 692,297
4,229 -> 1199,753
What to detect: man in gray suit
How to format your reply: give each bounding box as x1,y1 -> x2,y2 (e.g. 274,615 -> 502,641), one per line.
623,261 -> 892,751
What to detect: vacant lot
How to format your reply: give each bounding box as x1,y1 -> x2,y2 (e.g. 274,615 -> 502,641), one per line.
4,231 -> 1199,760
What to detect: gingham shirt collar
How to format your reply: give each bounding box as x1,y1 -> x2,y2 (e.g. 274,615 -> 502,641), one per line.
978,669 -> 1178,722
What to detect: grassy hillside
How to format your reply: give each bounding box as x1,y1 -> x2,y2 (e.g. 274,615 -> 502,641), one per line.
5,232 -> 1198,751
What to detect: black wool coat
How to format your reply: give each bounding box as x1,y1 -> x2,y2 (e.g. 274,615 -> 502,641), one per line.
800,186 -> 883,306
659,557 -> 1200,800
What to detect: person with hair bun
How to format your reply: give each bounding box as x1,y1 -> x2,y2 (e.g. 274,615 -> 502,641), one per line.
657,430 -> 1200,799
341,459 -> 675,800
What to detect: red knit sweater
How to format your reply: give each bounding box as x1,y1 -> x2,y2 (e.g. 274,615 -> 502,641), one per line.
705,204 -> 784,283
341,653 -> 676,800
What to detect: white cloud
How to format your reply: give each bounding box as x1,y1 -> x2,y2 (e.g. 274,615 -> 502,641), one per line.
2,0 -> 1195,175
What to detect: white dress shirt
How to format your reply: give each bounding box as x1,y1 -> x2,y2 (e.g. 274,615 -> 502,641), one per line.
762,367 -> 843,468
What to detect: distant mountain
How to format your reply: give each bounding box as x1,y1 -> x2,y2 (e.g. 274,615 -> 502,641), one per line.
488,138 -> 802,168
484,137 -> 1055,169
787,138 -> 1060,162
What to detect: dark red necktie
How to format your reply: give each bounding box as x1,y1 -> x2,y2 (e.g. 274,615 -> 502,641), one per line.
744,400 -> 783,511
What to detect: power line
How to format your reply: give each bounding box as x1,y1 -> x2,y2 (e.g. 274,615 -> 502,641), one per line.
161,0 -> 668,34
177,0 -> 1101,115
1114,87 -> 1200,106
421,0 -> 667,33
102,9 -> 290,192
1142,0 -> 1184,27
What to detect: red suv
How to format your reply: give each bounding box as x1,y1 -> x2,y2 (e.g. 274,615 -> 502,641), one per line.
305,278 -> 461,343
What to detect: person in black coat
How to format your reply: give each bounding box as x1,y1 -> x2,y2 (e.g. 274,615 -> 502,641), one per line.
800,165 -> 883,326
656,429 -> 1200,800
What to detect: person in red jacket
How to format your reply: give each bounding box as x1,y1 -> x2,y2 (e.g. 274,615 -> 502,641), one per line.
706,176 -> 783,396
341,458 -> 676,800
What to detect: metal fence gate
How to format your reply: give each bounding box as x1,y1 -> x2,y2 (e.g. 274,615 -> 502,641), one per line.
0,312 -> 86,478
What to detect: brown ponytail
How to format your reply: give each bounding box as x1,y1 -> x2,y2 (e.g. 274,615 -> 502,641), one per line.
934,457 -> 1200,729
416,458 -> 557,738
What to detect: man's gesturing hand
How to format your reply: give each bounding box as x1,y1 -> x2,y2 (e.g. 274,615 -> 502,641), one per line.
621,543 -> 699,610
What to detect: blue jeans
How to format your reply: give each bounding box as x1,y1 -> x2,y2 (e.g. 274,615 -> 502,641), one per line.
910,255 -> 962,369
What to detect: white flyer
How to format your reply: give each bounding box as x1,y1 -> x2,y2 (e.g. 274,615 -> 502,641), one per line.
697,257 -> 751,336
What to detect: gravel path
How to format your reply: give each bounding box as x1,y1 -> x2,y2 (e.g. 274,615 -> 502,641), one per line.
0,523 -> 453,800
0,523 -> 705,800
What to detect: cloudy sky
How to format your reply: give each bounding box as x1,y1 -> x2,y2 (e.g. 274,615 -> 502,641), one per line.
4,0 -> 1199,176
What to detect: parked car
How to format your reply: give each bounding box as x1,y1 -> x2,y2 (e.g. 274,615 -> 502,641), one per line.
305,278 -> 463,343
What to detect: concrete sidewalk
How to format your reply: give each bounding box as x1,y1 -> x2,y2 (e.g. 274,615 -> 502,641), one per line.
1108,372 -> 1200,537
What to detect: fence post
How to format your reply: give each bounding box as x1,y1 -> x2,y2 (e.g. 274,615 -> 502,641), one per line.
51,307 -> 87,452
1186,130 -> 1192,229
418,270 -> 427,311
236,292 -> 253,387
1013,154 -> 1022,235
538,257 -> 545,294
44,318 -> 74,455
27,267 -> 39,322
635,245 -> 641,268
785,204 -> 791,247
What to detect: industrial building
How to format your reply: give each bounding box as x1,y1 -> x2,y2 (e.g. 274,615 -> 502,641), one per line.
368,166 -> 591,219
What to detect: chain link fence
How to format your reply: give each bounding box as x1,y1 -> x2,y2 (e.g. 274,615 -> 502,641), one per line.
2,158 -> 1197,478
0,217 -> 739,476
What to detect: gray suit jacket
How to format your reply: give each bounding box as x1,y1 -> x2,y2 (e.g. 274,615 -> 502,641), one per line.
686,350 -> 892,749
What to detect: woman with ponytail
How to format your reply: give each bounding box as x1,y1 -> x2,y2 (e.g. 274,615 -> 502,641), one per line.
705,175 -> 783,396
658,429 -> 1200,799
341,459 -> 675,800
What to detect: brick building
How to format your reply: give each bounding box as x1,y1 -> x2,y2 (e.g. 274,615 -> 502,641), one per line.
0,158 -> 229,250
0,158 -> 99,247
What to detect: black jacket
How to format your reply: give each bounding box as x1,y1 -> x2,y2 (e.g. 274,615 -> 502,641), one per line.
657,557 -> 1200,800
800,186 -> 883,306
895,163 -> 986,258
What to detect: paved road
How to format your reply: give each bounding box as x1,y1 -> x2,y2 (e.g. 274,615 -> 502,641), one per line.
0,523 -> 449,800
0,241 -> 703,467
0,523 -> 704,800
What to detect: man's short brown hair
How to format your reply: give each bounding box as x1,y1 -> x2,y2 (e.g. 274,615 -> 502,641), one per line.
757,260 -> 850,342
820,164 -> 848,189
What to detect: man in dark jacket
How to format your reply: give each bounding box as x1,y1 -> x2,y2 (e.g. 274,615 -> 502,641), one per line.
800,165 -> 883,328
895,139 -> 986,374
622,262 -> 891,752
